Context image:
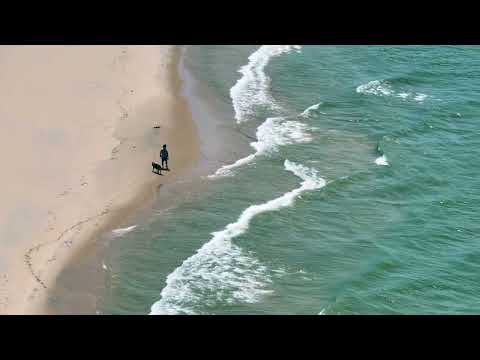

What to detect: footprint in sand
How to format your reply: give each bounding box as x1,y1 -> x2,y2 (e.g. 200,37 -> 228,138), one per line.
80,176 -> 88,186
45,212 -> 57,232
0,274 -> 9,310
118,104 -> 129,120
28,287 -> 40,301
57,187 -> 73,197
111,138 -> 127,160
110,150 -> 119,160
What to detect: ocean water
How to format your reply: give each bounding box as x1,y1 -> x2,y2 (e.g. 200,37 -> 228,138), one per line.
97,46 -> 480,315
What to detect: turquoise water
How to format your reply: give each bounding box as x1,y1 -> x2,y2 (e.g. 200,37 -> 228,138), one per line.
98,46 -> 480,315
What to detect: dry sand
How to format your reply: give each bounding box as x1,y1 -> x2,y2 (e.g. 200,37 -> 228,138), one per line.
0,45 -> 199,314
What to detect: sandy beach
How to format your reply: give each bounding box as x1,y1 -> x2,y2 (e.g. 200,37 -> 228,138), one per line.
0,45 -> 199,314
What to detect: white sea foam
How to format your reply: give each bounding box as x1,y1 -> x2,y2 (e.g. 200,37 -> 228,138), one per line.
357,80 -> 430,103
397,92 -> 429,102
356,80 -> 394,96
375,155 -> 389,166
414,93 -> 428,102
150,160 -> 326,315
397,92 -> 410,99
210,154 -> 256,178
300,102 -> 323,118
111,225 -> 137,237
209,45 -> 305,178
209,117 -> 312,178
230,45 -> 302,123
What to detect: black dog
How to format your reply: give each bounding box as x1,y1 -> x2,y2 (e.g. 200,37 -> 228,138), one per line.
152,162 -> 162,175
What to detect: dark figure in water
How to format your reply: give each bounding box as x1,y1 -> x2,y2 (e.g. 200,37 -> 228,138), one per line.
160,144 -> 169,170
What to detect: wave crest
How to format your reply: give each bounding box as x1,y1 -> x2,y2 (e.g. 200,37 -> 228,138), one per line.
150,160 -> 326,315
230,45 -> 302,123
209,117 -> 312,178
357,79 -> 430,103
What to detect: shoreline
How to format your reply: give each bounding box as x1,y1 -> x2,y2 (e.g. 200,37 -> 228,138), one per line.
45,45 -> 253,315
0,45 -> 200,314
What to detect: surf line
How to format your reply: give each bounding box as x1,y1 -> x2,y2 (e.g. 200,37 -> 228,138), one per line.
230,45 -> 302,124
209,100 -> 323,179
209,117 -> 312,178
208,45 -> 304,178
150,160 -> 326,315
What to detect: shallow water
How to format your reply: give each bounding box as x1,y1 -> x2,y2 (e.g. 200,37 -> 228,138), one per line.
98,46 -> 480,315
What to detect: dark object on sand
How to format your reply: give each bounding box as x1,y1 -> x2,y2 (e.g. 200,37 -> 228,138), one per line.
153,126 -> 160,129
152,162 -> 162,175
160,144 -> 169,170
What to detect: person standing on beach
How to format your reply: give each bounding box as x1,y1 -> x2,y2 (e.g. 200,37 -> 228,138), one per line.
160,144 -> 169,170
